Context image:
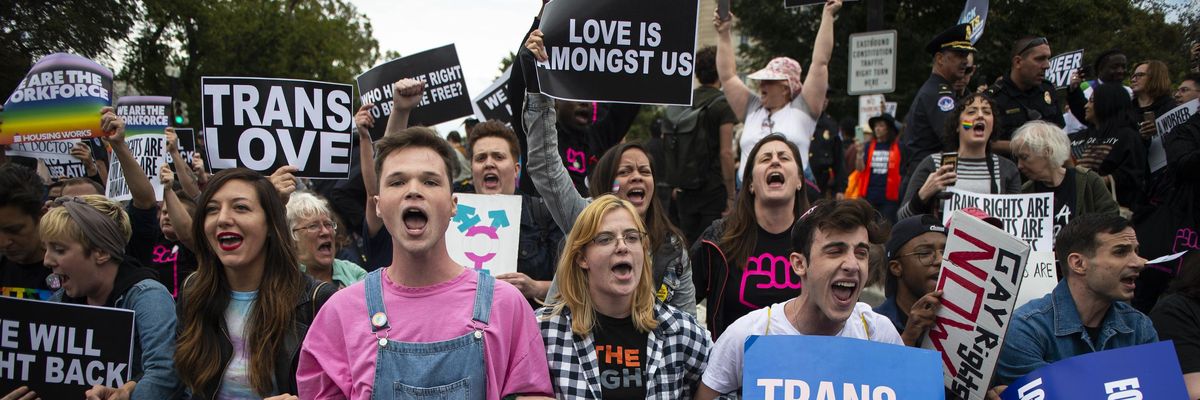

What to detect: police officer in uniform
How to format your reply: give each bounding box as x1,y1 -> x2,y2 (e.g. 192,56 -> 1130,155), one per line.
986,36 -> 1065,156
901,23 -> 976,176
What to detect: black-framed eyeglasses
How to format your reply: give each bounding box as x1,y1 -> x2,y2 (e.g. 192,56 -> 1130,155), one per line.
1017,37 -> 1048,56
899,248 -> 944,266
1130,72 -> 1148,80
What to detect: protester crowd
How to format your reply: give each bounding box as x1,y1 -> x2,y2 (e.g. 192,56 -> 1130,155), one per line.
2,0 -> 1200,399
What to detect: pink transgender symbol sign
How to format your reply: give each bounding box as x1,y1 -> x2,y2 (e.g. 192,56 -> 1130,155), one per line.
464,225 -> 499,270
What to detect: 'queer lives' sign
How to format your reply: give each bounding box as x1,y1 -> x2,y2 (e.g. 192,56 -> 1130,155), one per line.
202,77 -> 353,179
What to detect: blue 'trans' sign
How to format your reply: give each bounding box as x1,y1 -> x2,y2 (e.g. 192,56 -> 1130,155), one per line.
744,335 -> 945,400
1000,341 -> 1188,400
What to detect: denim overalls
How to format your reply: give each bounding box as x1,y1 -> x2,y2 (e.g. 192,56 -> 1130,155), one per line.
365,269 -> 492,400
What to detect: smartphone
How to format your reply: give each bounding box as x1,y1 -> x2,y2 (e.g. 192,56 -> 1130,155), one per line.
1143,111 -> 1157,124
717,0 -> 730,21
854,126 -> 865,143
942,152 -> 958,172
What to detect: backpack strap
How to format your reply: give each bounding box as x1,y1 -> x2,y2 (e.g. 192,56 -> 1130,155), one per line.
311,281 -> 331,321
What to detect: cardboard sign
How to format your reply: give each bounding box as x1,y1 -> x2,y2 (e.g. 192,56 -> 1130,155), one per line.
942,188 -> 1054,253
958,0 -> 989,45
847,30 -> 897,95
2,53 -> 113,145
108,96 -> 171,202
445,194 -> 522,276
357,44 -> 473,137
1152,98 -> 1199,172
1013,251 -> 1057,309
784,0 -> 857,7
744,335 -> 944,399
1047,50 -> 1084,89
201,77 -> 353,179
921,210 -> 1030,400
857,94 -> 885,128
472,67 -> 513,124
0,296 -> 135,399
535,0 -> 699,105
1000,341 -> 1188,400
6,139 -> 80,162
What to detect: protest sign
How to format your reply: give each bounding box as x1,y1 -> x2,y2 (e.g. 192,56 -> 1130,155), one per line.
784,0 -> 857,7
202,77 -> 353,179
1014,252 -> 1057,309
44,158 -> 91,179
108,96 -> 171,202
169,128 -> 197,168
535,0 -> 699,105
942,188 -> 1053,252
921,210 -> 1030,400
1152,98 -> 1199,172
857,94 -> 885,127
1000,341 -> 1188,400
6,139 -> 80,162
0,296 -> 134,399
1046,49 -> 1084,89
744,335 -> 944,400
471,67 -> 513,125
357,44 -> 473,137
2,53 -> 113,145
446,194 -> 522,276
959,0 -> 989,45
847,30 -> 897,95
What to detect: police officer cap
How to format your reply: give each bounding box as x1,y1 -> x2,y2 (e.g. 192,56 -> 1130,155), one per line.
926,23 -> 976,55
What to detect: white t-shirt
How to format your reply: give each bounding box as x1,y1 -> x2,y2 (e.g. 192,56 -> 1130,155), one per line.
740,94 -> 818,179
700,300 -> 902,395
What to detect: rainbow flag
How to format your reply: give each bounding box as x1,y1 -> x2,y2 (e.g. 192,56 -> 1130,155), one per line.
2,53 -> 113,145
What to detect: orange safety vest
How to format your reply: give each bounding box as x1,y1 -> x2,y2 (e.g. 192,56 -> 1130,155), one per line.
857,139 -> 902,201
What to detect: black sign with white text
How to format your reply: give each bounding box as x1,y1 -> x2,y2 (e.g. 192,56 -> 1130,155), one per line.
356,44 -> 473,138
201,77 -> 354,179
0,296 -> 134,399
472,68 -> 513,124
535,0 -> 699,105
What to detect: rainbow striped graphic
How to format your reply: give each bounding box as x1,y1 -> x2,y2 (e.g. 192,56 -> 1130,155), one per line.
1,53 -> 113,145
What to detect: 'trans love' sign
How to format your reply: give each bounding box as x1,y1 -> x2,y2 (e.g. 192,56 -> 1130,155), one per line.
536,0 -> 699,105
202,77 -> 353,179
0,296 -> 135,400
2,53 -> 114,145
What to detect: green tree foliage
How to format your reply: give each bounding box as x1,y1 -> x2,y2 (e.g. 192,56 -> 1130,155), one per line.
0,0 -> 139,98
121,0 -> 382,124
731,0 -> 1196,126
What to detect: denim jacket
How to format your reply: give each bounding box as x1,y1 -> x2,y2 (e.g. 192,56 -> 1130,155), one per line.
995,279 -> 1158,385
525,92 -> 696,316
51,268 -> 182,399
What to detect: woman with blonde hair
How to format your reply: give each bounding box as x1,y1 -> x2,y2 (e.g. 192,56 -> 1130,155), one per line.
538,195 -> 710,399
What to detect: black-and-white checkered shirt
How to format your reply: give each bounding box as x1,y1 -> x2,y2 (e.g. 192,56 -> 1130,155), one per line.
537,302 -> 712,399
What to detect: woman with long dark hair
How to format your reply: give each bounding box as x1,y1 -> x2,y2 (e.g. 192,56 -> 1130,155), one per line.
1070,83 -> 1146,209
691,134 -> 811,338
174,168 -> 335,399
523,35 -> 695,315
898,93 -> 1023,220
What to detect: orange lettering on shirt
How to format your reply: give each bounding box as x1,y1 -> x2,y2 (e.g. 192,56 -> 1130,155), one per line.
625,348 -> 640,367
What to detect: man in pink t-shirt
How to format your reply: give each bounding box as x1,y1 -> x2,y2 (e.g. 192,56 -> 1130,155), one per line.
297,126 -> 554,400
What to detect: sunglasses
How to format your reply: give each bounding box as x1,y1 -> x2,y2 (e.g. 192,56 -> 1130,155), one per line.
1017,37 -> 1048,56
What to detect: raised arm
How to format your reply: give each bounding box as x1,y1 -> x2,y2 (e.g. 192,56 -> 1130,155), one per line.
355,103 -> 384,237
164,127 -> 200,199
800,0 -> 842,116
159,164 -> 195,251
383,79 -> 425,137
101,107 -> 156,210
715,12 -> 751,120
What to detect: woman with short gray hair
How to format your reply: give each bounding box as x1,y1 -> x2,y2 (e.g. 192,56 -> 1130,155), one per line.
1012,121 -> 1120,238
286,191 -> 367,288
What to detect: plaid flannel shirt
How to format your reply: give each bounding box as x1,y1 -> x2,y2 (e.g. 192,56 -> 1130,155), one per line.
537,302 -> 712,399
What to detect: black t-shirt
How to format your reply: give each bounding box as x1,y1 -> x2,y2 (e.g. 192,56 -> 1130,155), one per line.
696,86 -> 739,187
125,204 -> 197,297
1032,168 -> 1078,239
865,139 -> 894,204
1150,293 -> 1200,374
0,256 -> 53,300
720,225 -> 802,333
592,313 -> 649,399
